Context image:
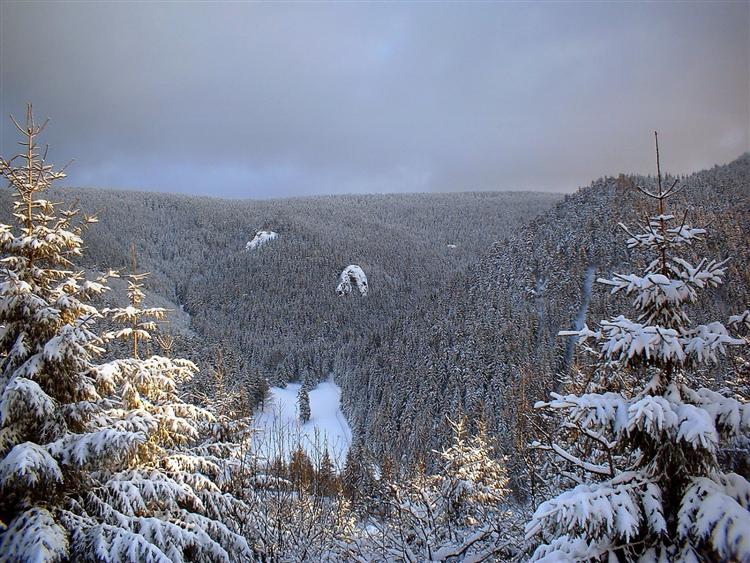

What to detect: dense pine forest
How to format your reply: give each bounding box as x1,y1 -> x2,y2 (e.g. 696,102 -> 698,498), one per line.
0,110 -> 748,562
342,155 -> 750,479
0,177 -> 562,415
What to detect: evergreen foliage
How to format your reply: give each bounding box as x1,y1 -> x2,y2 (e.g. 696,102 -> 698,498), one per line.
342,442 -> 377,511
298,387 -> 311,424
0,107 -> 254,562
316,448 -> 338,498
339,153 -> 750,474
526,135 -> 750,561
0,184 -> 560,409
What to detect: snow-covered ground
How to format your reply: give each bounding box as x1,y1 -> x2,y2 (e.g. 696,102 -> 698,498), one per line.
251,378 -> 352,469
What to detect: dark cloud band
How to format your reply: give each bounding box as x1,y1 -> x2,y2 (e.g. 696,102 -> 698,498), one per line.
1,2 -> 747,198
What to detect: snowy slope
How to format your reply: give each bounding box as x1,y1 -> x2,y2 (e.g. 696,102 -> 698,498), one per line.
251,378 -> 352,469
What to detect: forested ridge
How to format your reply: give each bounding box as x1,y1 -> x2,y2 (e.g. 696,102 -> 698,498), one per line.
1,111 -> 748,560
342,155 -> 750,473
0,187 -> 561,392
1,156 -> 746,475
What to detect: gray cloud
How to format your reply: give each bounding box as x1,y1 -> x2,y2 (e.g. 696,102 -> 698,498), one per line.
1,1 -> 748,198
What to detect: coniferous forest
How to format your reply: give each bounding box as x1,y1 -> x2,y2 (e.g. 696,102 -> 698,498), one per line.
0,106 -> 748,562
1,2 -> 749,561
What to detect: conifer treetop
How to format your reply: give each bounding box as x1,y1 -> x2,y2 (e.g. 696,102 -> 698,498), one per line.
527,134 -> 750,562
0,106 -> 255,562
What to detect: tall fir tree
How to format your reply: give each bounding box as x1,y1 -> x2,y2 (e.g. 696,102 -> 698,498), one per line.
298,387 -> 311,424
341,442 -> 376,510
526,134 -> 750,561
0,107 -> 254,561
316,448 -> 337,497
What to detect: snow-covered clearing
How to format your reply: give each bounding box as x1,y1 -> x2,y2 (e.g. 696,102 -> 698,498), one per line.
251,378 -> 352,469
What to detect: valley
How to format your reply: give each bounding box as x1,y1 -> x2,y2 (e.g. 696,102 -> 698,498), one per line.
2,2 -> 748,559
251,378 -> 352,468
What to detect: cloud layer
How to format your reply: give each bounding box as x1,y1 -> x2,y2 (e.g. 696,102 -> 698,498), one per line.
1,2 -> 748,197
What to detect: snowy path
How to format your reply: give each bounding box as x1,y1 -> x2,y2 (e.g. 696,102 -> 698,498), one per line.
251,377 -> 352,469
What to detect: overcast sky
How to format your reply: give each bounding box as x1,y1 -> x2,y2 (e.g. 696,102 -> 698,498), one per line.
1,2 -> 748,198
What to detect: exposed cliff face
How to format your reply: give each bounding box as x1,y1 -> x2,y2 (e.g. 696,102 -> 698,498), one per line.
337,265 -> 368,297
246,230 -> 279,251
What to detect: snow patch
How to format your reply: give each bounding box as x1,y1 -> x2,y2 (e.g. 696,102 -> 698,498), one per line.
337,265 -> 368,296
246,230 -> 278,251
251,378 -> 352,468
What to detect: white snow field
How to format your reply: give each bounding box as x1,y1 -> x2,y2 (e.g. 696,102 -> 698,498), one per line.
251,378 -> 352,469
245,230 -> 278,251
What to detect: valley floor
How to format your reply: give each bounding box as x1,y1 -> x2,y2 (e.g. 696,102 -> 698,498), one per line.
251,378 -> 352,468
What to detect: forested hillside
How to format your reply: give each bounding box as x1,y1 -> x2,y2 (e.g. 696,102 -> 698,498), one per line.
341,155 -> 750,475
2,110 -> 748,560
0,188 -> 560,395
4,156 -> 745,480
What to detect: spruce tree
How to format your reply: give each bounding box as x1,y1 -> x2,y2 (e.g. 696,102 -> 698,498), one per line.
526,134 -> 750,561
344,417 -> 513,560
0,107 -> 254,561
341,443 -> 376,510
298,387 -> 311,423
315,448 -> 337,498
289,445 -> 314,494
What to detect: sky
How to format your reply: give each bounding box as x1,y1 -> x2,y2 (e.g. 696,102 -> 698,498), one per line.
1,1 -> 748,198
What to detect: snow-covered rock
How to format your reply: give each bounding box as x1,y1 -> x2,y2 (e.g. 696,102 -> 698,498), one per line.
246,230 -> 278,251
336,265 -> 368,296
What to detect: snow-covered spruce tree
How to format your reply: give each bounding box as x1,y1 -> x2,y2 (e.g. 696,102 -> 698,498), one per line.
526,134 -> 750,562
0,107 -> 254,561
102,243 -> 168,359
103,259 -> 258,555
346,417 -> 514,561
298,387 -> 311,424
190,347 -> 254,449
722,311 -> 750,483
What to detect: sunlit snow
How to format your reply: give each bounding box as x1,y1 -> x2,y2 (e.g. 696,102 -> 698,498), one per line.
251,378 -> 352,469
336,265 -> 368,296
246,230 -> 278,251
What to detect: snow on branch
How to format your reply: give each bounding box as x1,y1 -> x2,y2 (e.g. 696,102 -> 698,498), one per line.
47,429 -> 146,468
678,476 -> 750,561
0,377 -> 56,425
0,507 -> 69,562
0,442 -> 63,489
729,310 -> 750,331
526,472 -> 650,546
